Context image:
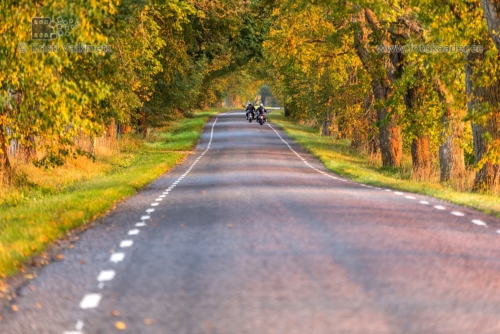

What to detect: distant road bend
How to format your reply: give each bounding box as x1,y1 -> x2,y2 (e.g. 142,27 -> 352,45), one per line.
2,110 -> 500,334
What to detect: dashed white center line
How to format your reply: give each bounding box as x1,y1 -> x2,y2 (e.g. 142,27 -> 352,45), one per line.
419,201 -> 429,205
434,205 -> 446,210
146,209 -> 155,213
140,215 -> 150,220
159,195 -> 166,198
155,198 -> 162,201
136,222 -> 146,227
79,294 -> 102,309
76,320 -> 84,331
472,219 -> 487,227
128,229 -> 140,235
405,196 -> 416,199
394,192 -> 403,195
110,253 -> 125,263
151,203 -> 159,207
120,240 -> 133,248
97,270 -> 116,282
451,211 -> 465,217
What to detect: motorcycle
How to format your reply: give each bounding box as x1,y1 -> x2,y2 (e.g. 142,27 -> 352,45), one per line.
257,113 -> 266,125
247,111 -> 255,123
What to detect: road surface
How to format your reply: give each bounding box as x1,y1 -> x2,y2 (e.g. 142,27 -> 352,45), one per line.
2,111 -> 500,334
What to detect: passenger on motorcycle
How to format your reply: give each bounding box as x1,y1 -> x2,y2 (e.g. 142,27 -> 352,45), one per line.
246,103 -> 256,120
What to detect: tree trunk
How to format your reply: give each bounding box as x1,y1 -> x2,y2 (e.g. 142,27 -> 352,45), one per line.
0,123 -> 11,170
284,105 -> 290,117
138,110 -> 147,137
354,8 -> 402,167
20,134 -> 37,163
434,79 -> 465,182
321,110 -> 333,136
108,118 -> 117,144
373,82 -> 402,166
411,136 -> 432,180
466,49 -> 500,191
481,0 -> 500,52
403,68 -> 432,179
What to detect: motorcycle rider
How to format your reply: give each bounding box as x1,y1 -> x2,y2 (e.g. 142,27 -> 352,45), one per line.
256,103 -> 267,122
245,103 -> 256,120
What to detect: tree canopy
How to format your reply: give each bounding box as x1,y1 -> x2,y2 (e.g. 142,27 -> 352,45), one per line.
2,0 -> 500,192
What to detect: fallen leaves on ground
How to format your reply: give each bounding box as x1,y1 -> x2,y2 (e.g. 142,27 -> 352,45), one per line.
55,254 -> 64,260
115,321 -> 126,330
36,302 -> 41,308
112,310 -> 120,317
12,305 -> 18,312
144,318 -> 155,325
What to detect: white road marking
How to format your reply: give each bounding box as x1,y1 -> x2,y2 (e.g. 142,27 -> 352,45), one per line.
159,195 -> 166,198
155,198 -> 162,201
451,211 -> 465,217
97,270 -> 116,282
472,219 -> 487,227
110,253 -> 125,263
420,201 -> 429,205
434,205 -> 446,210
63,332 -> 82,334
385,189 -> 391,192
496,230 -> 500,234
141,215 -> 150,220
79,294 -> 102,309
120,240 -> 133,248
405,196 -> 416,200
146,209 -> 155,213
136,222 -> 146,227
151,203 -> 159,207
128,229 -> 140,235
394,192 -> 403,195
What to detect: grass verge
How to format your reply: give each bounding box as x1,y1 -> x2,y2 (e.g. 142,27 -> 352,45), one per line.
269,109 -> 500,219
0,109 -> 221,278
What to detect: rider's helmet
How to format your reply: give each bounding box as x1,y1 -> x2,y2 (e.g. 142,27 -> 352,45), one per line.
260,103 -> 264,107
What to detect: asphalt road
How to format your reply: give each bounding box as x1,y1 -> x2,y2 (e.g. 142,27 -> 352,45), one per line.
2,111 -> 500,334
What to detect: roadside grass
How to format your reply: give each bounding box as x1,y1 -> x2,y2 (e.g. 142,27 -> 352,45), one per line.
269,109 -> 500,219
0,109 -> 222,278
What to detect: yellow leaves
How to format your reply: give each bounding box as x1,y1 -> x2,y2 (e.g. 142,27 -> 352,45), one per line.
115,321 -> 126,330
